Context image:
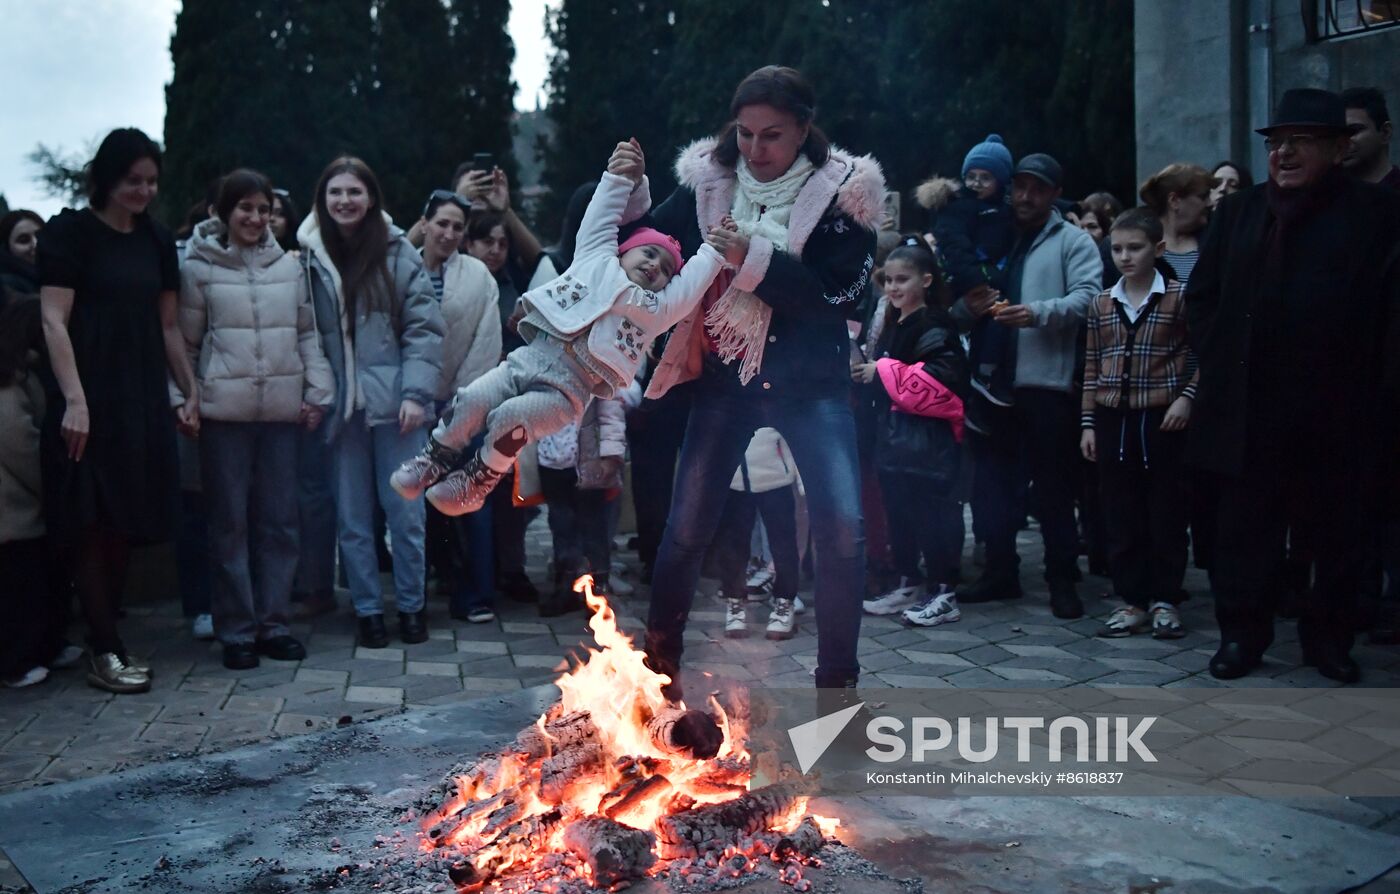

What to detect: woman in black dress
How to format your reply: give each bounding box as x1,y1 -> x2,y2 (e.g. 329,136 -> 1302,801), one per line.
38,128 -> 199,694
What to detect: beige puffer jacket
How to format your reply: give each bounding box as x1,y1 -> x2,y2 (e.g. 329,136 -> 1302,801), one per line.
178,218 -> 335,422
432,251 -> 502,400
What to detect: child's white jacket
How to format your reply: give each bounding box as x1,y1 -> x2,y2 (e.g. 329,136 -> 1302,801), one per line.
518,171 -> 723,392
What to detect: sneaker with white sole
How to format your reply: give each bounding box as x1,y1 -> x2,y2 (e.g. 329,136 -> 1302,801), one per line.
725,598 -> 747,638
49,644 -> 84,669
608,575 -> 635,597
191,613 -> 214,640
390,437 -> 462,500
766,597 -> 797,640
862,577 -> 922,616
901,586 -> 962,627
1149,601 -> 1185,639
426,453 -> 505,516
746,559 -> 775,593
3,666 -> 49,688
1098,605 -> 1150,638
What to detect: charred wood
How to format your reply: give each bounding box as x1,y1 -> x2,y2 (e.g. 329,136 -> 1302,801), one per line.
562,816 -> 658,885
656,784 -> 804,858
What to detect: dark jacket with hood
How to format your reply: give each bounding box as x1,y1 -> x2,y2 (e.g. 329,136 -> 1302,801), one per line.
916,176 -> 1014,295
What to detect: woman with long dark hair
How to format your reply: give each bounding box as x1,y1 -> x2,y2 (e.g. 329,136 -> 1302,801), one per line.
299,156 -> 443,648
38,127 -> 198,693
638,66 -> 885,697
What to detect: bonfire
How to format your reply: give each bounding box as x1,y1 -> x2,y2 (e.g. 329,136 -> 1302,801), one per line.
418,576 -> 838,891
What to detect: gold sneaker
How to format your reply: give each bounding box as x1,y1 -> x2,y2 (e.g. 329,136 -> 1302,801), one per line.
87,652 -> 151,694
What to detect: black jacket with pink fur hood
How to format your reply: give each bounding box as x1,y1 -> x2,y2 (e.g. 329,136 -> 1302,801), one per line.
641,138 -> 884,398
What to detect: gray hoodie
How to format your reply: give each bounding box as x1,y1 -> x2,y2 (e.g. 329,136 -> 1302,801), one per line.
951,208 -> 1103,392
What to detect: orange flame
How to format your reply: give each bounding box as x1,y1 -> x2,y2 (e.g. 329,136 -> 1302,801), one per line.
422,574 -> 820,886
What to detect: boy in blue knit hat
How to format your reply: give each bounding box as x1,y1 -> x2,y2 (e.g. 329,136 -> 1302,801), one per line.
916,134 -> 1016,429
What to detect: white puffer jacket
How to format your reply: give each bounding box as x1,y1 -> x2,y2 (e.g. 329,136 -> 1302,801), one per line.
178,219 -> 335,422
432,251 -> 502,400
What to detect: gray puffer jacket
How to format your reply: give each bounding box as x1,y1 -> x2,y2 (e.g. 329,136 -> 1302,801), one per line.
299,213 -> 444,443
178,219 -> 335,422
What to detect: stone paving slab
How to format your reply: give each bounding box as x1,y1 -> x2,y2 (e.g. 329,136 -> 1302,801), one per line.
1,687 -> 1396,894
1,512 -> 1398,878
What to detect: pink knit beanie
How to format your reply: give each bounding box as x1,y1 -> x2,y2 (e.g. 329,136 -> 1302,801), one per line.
618,227 -> 684,273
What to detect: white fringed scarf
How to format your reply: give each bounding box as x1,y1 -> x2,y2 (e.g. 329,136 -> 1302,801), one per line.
704,154 -> 816,384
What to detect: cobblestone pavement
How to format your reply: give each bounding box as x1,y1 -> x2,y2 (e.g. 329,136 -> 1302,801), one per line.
3,515 -> 1400,890
7,516 -> 1400,795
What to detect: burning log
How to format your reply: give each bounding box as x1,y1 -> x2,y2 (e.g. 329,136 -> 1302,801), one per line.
448,808 -> 565,888
656,784 -> 806,859
516,710 -> 599,759
600,774 -> 673,821
562,817 -> 657,885
773,816 -> 825,859
689,756 -> 750,795
646,706 -> 724,760
540,742 -> 606,803
428,781 -> 533,844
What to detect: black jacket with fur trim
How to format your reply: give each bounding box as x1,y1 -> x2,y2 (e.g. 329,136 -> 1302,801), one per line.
916,176 -> 1013,296
642,139 -> 884,398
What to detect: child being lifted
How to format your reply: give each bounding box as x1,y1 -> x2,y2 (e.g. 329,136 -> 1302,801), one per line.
392,139 -> 729,514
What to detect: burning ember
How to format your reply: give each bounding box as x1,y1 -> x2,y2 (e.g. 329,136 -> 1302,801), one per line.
416,575 -> 839,892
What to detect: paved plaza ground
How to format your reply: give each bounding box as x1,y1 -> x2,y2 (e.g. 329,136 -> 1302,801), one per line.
3,515 -> 1400,891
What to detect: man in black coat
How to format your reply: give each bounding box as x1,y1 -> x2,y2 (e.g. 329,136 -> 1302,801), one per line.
1186,88 -> 1400,683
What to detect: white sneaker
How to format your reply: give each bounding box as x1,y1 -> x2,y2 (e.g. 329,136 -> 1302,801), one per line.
49,644 -> 84,669
746,559 -> 775,594
791,595 -> 806,614
1148,601 -> 1185,639
4,666 -> 49,688
863,578 -> 922,616
725,598 -> 747,638
766,597 -> 797,640
901,586 -> 962,627
191,613 -> 215,640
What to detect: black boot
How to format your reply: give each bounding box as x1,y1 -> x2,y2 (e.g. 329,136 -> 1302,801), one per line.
358,614 -> 389,649
539,569 -> 583,618
399,610 -> 428,644
1049,579 -> 1084,619
1208,641 -> 1259,680
499,571 -> 539,604
956,569 -> 1023,603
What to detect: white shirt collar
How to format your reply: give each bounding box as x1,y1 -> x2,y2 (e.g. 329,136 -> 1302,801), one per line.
1110,269 -> 1166,307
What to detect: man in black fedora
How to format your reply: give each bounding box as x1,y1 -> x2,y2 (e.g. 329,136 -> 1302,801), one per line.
1186,87 -> 1400,683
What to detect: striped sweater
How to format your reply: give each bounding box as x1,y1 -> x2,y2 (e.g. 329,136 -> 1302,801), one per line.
1081,277 -> 1198,428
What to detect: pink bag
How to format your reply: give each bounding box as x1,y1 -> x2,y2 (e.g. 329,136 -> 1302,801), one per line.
876,358 -> 965,443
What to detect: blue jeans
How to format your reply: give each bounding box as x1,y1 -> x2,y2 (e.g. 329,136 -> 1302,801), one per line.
200,421 -> 299,644
293,421 -> 337,595
646,382 -> 865,688
332,413 -> 428,617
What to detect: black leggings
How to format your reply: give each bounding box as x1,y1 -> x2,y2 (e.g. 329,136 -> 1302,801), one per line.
711,486 -> 800,600
70,526 -> 131,655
